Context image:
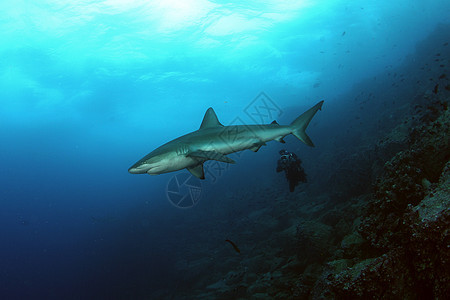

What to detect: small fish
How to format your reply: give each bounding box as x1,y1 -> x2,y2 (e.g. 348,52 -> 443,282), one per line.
225,239 -> 241,253
433,84 -> 439,94
439,74 -> 446,79
342,31 -> 346,36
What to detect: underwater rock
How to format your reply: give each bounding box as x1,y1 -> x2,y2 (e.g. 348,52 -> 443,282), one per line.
224,270 -> 246,286
247,280 -> 268,295
328,106 -> 450,298
245,254 -> 273,275
251,293 -> 272,300
327,259 -> 351,274
359,102 -> 449,250
206,279 -> 228,291
295,220 -> 333,265
329,205 -> 450,299
340,232 -> 365,250
414,161 -> 450,222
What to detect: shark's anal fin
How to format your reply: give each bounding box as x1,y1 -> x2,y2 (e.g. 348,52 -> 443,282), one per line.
187,150 -> 235,164
249,142 -> 267,152
187,164 -> 205,179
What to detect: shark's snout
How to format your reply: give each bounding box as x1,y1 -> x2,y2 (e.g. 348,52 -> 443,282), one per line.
128,163 -> 152,174
128,167 -> 146,174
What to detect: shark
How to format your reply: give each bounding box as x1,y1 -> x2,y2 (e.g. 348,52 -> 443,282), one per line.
128,100 -> 324,179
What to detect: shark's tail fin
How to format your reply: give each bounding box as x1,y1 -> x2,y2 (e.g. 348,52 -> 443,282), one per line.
290,100 -> 324,147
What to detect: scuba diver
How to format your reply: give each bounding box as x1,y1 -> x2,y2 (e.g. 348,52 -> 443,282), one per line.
276,149 -> 307,192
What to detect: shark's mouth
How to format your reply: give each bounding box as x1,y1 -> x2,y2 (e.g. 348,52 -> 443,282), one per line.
128,163 -> 156,174
146,164 -> 164,174
128,157 -> 169,175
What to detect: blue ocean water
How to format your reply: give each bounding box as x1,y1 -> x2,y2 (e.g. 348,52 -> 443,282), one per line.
1,1 -> 449,299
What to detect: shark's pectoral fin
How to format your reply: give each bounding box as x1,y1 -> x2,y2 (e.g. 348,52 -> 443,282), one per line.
249,142 -> 267,152
187,150 -> 235,164
187,164 -> 205,179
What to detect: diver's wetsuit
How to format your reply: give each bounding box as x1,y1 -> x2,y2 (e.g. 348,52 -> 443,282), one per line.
276,151 -> 307,192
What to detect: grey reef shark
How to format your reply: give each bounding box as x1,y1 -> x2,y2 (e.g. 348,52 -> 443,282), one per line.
129,100 -> 324,179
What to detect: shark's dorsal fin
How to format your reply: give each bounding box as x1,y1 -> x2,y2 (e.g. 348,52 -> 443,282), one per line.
271,120 -> 279,125
200,107 -> 223,129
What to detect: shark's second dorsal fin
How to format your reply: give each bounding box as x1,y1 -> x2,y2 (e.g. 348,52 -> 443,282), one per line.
200,107 -> 223,129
